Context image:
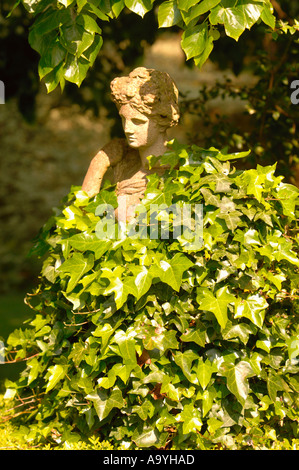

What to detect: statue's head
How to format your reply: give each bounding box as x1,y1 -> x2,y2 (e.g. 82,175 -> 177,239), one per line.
110,67 -> 180,132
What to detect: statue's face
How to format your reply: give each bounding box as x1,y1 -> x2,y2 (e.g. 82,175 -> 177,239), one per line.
119,104 -> 162,150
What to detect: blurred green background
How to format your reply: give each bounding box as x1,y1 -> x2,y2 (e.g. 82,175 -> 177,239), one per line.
0,0 -> 298,389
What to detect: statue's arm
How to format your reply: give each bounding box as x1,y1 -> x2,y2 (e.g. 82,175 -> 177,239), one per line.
82,138 -> 125,197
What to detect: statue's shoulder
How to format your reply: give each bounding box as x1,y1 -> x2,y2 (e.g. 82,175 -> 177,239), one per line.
101,137 -> 127,157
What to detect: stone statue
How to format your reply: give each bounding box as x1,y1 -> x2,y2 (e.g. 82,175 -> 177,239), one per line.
82,67 -> 180,222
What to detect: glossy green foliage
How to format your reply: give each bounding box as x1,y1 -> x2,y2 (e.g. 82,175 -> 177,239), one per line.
18,0 -> 276,91
3,141 -> 299,449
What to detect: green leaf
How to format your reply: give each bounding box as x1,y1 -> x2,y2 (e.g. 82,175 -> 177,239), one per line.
158,0 -> 182,27
179,403 -> 202,433
133,426 -> 161,448
197,358 -> 213,390
102,267 -> 137,309
180,326 -> 206,347
201,387 -> 217,417
174,350 -> 198,383
134,399 -> 155,420
86,2 -> 110,21
124,0 -> 153,17
58,252 -> 94,293
86,387 -> 124,421
155,252 -> 194,291
234,294 -> 268,329
27,358 -> 41,385
209,0 -> 263,41
177,0 -> 199,11
111,0 -> 125,17
181,0 -> 221,25
46,364 -> 67,393
115,331 -> 137,365
197,286 -> 235,329
143,328 -> 179,353
260,3 -> 275,29
92,323 -> 114,353
194,33 -> 214,69
207,417 -> 223,433
275,183 -> 299,217
77,12 -> 103,34
181,23 -> 208,60
286,336 -> 299,360
38,40 -> 66,79
68,232 -> 112,259
82,33 -> 103,66
217,149 -> 250,161
267,371 -> 290,402
69,340 -> 87,367
217,210 -> 242,231
62,53 -> 90,86
223,322 -> 256,344
30,7 -> 72,38
221,360 -> 255,405
130,265 -> 153,300
191,0 -> 221,15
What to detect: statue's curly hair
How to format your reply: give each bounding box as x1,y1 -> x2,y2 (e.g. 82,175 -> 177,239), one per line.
110,67 -> 180,129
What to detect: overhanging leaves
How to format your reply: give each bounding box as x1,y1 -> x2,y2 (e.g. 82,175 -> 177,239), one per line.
23,0 -> 276,91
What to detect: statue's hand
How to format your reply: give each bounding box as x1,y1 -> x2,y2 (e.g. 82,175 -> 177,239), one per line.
101,138 -> 125,168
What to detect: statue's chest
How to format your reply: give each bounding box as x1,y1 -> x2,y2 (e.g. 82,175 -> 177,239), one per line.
113,152 -> 165,222
115,169 -> 149,223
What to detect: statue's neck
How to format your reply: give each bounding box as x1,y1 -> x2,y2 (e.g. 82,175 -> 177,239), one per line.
139,134 -> 167,169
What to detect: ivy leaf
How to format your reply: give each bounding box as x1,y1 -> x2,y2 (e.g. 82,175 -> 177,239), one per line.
217,210 -> 243,231
69,340 -> 86,367
143,328 -> 179,353
275,183 -> 299,217
130,265 -> 154,300
115,331 -> 137,365
221,361 -> 255,405
45,364 -> 67,393
174,350 -> 198,383
197,286 -> 235,329
27,358 -> 41,385
68,232 -> 112,259
155,252 -> 194,291
223,322 -> 256,344
86,387 -> 124,421
58,252 -> 94,293
102,268 -> 138,309
197,358 -> 214,390
132,426 -> 161,448
180,326 -> 206,347
267,371 -> 290,402
286,336 -> 299,360
234,294 -> 268,329
179,403 -> 202,433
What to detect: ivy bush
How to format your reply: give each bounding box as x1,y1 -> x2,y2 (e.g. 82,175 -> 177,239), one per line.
3,141 -> 299,449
